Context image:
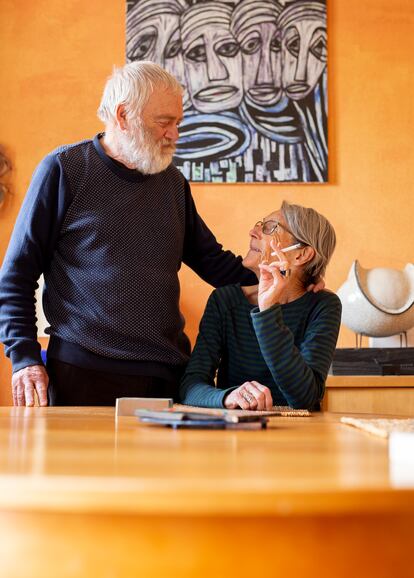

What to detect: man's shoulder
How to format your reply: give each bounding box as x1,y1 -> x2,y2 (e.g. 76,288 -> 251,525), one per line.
30,137 -> 100,192
27,138 -> 93,187
34,138 -> 99,182
148,164 -> 188,200
48,137 -> 94,162
165,163 -> 186,185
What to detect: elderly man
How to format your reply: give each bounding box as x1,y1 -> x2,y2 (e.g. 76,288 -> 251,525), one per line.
0,61 -> 256,407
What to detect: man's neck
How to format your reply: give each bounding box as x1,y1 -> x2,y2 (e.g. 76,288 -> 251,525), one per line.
100,131 -> 135,169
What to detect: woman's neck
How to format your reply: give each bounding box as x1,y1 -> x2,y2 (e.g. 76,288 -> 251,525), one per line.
241,284 -> 259,305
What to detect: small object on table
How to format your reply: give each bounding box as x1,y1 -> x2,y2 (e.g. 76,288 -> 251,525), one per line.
135,409 -> 268,429
116,397 -> 173,417
340,416 -> 414,438
174,404 -> 311,418
389,431 -> 414,486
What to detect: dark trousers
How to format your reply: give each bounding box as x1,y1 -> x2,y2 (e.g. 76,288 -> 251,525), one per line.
46,358 -> 179,406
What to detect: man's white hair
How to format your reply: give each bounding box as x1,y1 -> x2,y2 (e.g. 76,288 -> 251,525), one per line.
97,61 -> 183,124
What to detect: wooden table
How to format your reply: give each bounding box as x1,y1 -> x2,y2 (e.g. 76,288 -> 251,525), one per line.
0,407 -> 413,578
325,375 -> 414,415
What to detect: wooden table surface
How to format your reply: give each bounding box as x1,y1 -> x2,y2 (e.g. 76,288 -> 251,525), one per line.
0,407 -> 413,578
0,406 -> 413,515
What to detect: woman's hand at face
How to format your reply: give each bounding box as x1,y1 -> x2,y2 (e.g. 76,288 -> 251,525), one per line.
257,240 -> 291,310
224,381 -> 273,411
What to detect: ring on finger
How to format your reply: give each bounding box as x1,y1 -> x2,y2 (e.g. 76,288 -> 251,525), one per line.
243,392 -> 254,403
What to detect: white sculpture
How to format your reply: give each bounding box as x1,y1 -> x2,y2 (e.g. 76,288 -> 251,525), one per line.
337,261 -> 414,339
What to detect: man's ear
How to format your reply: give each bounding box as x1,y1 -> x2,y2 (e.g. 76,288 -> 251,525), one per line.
295,246 -> 315,265
115,104 -> 128,131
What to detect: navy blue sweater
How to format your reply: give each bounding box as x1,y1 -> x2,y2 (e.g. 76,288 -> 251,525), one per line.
0,135 -> 256,379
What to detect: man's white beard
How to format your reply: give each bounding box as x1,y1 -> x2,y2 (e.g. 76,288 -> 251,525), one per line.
117,119 -> 176,175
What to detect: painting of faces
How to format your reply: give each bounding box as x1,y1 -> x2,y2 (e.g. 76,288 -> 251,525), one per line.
126,0 -> 328,183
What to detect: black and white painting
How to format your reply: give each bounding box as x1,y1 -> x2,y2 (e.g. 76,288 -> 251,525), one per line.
126,0 -> 327,183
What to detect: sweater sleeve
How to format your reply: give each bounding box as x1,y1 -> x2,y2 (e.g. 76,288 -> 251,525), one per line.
180,291 -> 234,408
0,153 -> 70,372
250,293 -> 342,409
182,180 -> 257,287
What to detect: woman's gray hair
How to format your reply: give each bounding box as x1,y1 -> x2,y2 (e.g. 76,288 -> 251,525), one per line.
97,61 -> 183,124
280,200 -> 336,283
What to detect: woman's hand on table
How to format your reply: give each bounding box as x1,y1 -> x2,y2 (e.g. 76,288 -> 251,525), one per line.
224,381 -> 273,410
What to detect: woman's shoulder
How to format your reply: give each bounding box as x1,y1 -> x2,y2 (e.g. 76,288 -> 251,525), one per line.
305,289 -> 342,316
208,284 -> 246,312
307,288 -> 340,301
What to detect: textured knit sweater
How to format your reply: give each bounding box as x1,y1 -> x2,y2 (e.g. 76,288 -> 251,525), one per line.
0,134 -> 255,379
180,285 -> 342,409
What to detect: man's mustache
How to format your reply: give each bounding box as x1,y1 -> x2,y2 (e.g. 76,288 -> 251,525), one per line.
161,140 -> 176,152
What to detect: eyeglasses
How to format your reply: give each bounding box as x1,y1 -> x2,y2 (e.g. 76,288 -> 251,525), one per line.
254,219 -> 294,237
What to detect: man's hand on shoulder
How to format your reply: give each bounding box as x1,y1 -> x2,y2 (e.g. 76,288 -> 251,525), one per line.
12,365 -> 49,407
307,277 -> 326,293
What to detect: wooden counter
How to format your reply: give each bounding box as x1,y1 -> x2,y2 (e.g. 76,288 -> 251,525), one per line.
0,407 -> 413,578
325,375 -> 414,415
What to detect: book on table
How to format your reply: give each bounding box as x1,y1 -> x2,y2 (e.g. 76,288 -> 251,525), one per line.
135,405 -> 311,429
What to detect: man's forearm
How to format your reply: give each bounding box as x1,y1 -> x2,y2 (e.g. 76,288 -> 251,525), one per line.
0,272 -> 43,372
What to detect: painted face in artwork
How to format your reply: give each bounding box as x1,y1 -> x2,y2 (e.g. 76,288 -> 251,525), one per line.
126,1 -> 190,109
231,0 -> 283,107
181,3 -> 243,114
279,7 -> 327,101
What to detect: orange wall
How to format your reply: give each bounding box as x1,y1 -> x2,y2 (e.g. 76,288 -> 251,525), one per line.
0,0 -> 413,405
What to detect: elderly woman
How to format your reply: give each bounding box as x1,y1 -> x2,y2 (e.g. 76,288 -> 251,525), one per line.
180,201 -> 341,410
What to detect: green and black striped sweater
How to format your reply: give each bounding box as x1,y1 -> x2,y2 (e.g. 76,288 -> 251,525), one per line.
180,285 -> 341,409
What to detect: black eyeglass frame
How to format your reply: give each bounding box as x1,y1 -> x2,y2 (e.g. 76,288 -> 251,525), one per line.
254,219 -> 293,237
254,219 -> 307,247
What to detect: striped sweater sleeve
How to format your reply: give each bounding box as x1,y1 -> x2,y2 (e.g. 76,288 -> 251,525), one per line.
250,294 -> 341,409
179,291 -> 233,408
